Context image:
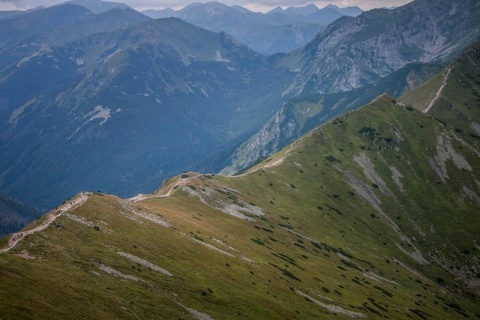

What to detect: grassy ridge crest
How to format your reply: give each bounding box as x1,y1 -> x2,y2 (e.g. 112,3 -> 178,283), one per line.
1,46 -> 480,319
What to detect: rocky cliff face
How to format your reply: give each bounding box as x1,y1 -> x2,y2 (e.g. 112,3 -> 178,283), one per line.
223,0 -> 480,176
222,103 -> 289,175
280,0 -> 480,96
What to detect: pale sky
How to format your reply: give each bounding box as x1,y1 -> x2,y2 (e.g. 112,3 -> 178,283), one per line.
0,0 -> 413,12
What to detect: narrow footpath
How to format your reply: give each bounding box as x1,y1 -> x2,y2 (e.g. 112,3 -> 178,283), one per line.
0,192 -> 89,253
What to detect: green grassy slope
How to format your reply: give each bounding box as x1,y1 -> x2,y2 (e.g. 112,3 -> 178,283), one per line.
1,49 -> 480,319
223,61 -> 442,175
401,43 -> 480,137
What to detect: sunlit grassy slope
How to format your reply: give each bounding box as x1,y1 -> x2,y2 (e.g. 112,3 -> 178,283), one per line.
1,47 -> 480,319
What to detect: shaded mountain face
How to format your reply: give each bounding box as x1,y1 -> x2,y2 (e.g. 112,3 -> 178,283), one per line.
142,7 -> 175,19
284,3 -> 320,16
272,3 -> 362,19
0,16 -> 291,210
0,194 -> 40,237
280,0 -> 480,96
0,4 -> 93,50
1,45 -> 479,319
301,7 -> 344,24
0,4 -> 151,66
224,22 -> 324,56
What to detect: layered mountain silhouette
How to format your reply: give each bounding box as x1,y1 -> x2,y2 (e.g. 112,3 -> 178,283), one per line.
1,42 -> 479,319
0,0 -> 479,237
65,0 -> 131,13
223,0 -> 480,173
0,4 -> 150,66
0,10 -> 291,213
1,0 -> 480,317
143,2 -> 362,55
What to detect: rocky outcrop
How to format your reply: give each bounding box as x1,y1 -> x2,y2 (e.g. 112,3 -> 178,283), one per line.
281,0 -> 480,95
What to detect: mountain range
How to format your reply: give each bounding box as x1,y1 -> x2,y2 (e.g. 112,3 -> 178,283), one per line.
222,0 -> 480,173
66,0 -> 131,13
0,12 -> 291,213
0,0 -> 479,235
222,62 -> 443,174
1,41 -> 479,319
280,0 -> 480,95
142,2 -> 362,55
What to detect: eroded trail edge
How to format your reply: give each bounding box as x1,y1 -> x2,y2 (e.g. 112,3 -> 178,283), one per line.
0,192 -> 89,253
423,67 -> 451,113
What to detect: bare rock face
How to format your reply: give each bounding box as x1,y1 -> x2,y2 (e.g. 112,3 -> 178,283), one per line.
281,0 -> 480,96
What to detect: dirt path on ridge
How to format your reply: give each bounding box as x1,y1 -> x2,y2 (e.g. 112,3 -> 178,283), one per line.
232,143 -> 296,178
129,140 -> 300,202
129,174 -> 201,203
0,192 -> 89,253
423,67 -> 451,113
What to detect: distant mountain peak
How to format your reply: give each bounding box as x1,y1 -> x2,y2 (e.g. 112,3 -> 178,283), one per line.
142,7 -> 175,19
267,6 -> 284,14
325,4 -> 363,16
285,3 -> 319,16
65,0 -> 131,14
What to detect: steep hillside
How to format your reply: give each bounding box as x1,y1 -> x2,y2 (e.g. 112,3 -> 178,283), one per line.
280,0 -> 480,95
1,52 -> 479,318
401,43 -> 480,132
223,62 -> 443,175
0,17 -> 291,210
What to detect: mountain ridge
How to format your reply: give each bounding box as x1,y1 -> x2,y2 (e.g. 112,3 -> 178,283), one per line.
1,43 -> 480,317
1,0 -> 480,238
220,0 -> 480,175
141,1 -> 362,55
0,15 -> 291,211
0,4 -> 151,66
222,61 -> 443,175
279,0 -> 480,95
64,0 -> 131,13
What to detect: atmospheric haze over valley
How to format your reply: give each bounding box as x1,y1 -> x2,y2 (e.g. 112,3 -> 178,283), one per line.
0,0 -> 480,319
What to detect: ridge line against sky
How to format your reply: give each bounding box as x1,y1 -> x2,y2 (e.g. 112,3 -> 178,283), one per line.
0,0 -> 413,13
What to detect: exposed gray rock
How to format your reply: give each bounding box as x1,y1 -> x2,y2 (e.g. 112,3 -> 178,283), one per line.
353,152 -> 394,197
281,0 -> 480,95
430,134 -> 472,182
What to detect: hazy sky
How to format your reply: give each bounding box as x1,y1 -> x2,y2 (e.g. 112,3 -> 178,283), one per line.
0,0 -> 413,12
